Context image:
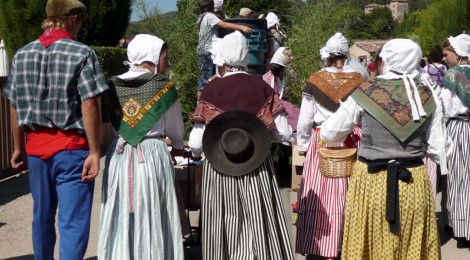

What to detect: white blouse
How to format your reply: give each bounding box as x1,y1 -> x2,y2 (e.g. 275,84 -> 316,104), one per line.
113,69 -> 185,149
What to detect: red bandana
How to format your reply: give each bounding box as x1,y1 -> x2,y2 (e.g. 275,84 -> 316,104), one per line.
39,28 -> 73,48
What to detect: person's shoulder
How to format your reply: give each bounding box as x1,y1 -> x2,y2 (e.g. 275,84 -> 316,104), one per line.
16,40 -> 42,53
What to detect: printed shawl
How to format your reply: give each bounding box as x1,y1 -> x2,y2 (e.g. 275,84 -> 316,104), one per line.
443,66 -> 470,108
107,73 -> 178,146
191,73 -> 284,131
351,78 -> 436,142
304,71 -> 364,112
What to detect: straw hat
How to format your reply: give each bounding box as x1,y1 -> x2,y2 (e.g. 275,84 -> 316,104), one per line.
46,0 -> 86,17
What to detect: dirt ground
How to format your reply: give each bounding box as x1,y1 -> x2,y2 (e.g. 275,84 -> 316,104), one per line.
1,156 -> 469,259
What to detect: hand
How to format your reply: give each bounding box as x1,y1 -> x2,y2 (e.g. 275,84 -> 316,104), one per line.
11,149 -> 28,174
242,26 -> 253,35
81,153 -> 100,182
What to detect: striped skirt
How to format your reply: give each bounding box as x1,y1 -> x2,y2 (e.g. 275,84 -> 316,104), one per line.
442,118 -> 470,240
201,155 -> 294,260
98,138 -> 184,260
295,127 -> 361,257
342,161 -> 440,259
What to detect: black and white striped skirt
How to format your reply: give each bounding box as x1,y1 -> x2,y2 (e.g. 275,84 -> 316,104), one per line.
443,118 -> 470,240
201,154 -> 294,260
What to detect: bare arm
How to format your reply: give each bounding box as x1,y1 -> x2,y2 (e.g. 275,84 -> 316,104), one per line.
216,21 -> 253,34
81,96 -> 101,182
10,107 -> 28,174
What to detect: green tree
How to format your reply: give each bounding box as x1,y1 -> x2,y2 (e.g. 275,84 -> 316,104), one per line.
0,0 -> 132,58
400,0 -> 470,54
78,0 -> 132,46
365,7 -> 395,39
0,0 -> 46,59
223,0 -> 301,20
285,0 -> 343,105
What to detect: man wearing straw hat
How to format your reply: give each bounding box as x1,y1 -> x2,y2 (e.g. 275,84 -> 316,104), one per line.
2,0 -> 108,259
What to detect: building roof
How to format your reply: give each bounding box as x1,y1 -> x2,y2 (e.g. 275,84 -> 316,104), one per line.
352,40 -> 389,53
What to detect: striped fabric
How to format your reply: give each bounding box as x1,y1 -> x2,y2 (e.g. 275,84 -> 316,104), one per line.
442,118 -> 470,240
201,155 -> 294,260
296,126 -> 361,258
423,155 -> 438,200
98,138 -> 184,260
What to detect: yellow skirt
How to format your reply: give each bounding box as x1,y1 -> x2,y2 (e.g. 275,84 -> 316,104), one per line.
341,161 -> 440,259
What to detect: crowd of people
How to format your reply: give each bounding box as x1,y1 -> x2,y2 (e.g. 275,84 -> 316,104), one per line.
2,0 -> 470,259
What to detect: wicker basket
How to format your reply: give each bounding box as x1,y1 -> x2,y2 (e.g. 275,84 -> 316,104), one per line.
318,146 -> 357,178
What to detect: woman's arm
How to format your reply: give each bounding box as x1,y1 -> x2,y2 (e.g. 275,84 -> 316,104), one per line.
320,97 -> 361,145
216,21 -> 253,34
271,112 -> 292,143
164,100 -> 185,150
296,94 -> 317,152
188,123 -> 205,157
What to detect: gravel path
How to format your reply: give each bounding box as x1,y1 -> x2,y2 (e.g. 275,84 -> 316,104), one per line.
1,156 -> 469,259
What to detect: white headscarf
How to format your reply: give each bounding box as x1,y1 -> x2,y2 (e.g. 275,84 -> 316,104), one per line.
214,0 -> 223,11
126,34 -> 165,73
266,12 -> 280,30
448,33 -> 470,58
213,31 -> 248,70
378,38 -> 427,120
320,32 -> 349,60
270,47 -> 292,67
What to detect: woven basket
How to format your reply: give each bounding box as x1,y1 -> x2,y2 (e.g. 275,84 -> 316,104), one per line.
318,146 -> 357,178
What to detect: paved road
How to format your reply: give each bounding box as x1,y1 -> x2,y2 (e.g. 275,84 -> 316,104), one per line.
0,156 -> 469,259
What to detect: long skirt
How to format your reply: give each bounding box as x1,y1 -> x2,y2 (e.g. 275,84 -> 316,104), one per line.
296,127 -> 361,257
98,138 -> 184,260
201,155 -> 294,260
442,118 -> 470,240
341,161 -> 440,259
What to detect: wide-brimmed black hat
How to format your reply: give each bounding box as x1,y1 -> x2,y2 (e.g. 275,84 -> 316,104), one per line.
202,111 -> 271,176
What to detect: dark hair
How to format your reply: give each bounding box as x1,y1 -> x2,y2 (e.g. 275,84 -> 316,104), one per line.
270,63 -> 285,78
198,0 -> 214,14
325,54 -> 347,68
419,58 -> 426,68
161,43 -> 168,52
428,50 -> 443,63
374,46 -> 383,73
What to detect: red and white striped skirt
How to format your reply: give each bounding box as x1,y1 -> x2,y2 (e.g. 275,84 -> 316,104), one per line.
295,126 -> 361,257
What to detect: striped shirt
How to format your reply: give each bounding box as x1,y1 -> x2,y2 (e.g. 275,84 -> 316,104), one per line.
2,38 -> 109,131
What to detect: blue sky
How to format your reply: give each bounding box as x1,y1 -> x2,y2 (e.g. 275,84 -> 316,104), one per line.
131,0 -> 178,21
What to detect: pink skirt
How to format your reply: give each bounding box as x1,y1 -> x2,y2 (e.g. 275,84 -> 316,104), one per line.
295,126 -> 361,257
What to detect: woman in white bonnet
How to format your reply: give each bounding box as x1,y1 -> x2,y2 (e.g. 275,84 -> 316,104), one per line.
295,32 -> 364,259
189,31 -> 294,260
98,34 -> 185,260
440,33 -> 470,242
320,39 -> 444,258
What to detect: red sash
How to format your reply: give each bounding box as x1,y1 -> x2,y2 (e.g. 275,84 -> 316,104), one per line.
26,128 -> 89,159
